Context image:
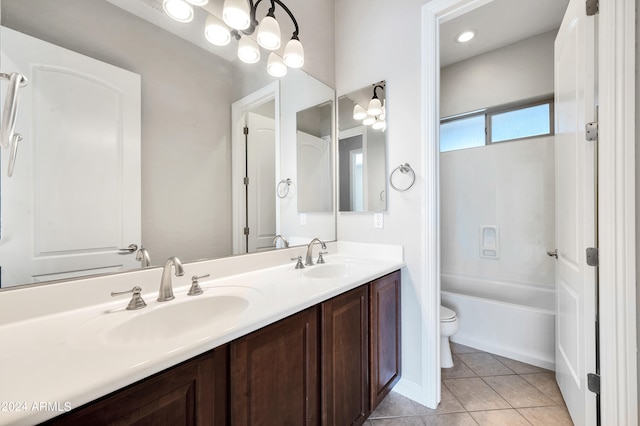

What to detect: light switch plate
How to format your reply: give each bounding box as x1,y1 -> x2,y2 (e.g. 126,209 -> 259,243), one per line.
374,212 -> 384,229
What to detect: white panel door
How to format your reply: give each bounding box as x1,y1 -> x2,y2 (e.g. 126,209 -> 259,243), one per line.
246,112 -> 276,252
297,130 -> 331,212
554,0 -> 597,424
0,27 -> 141,287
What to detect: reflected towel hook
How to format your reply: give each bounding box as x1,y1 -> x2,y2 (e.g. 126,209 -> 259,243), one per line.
389,163 -> 416,192
277,178 -> 292,198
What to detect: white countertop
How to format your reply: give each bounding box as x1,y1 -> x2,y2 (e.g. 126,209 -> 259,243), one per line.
0,241 -> 403,425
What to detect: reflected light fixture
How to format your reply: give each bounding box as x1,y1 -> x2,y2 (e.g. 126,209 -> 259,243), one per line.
353,104 -> 367,121
362,115 -> 376,126
237,36 -> 261,63
163,0 -> 194,23
185,0 -> 209,6
367,84 -> 384,116
222,0 -> 252,30
456,30 -> 476,43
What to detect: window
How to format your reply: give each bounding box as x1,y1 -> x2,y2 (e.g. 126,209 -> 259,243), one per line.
440,99 -> 553,152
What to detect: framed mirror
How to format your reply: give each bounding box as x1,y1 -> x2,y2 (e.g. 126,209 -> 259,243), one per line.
0,0 -> 336,289
337,81 -> 387,212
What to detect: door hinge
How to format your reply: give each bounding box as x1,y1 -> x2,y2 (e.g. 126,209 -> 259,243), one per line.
586,0 -> 598,16
243,227 -> 250,236
587,373 -> 600,394
244,176 -> 249,185
586,247 -> 599,266
243,126 -> 249,135
586,122 -> 598,141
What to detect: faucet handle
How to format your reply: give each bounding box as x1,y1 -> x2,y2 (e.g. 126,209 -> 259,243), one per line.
317,251 -> 328,264
290,256 -> 305,269
188,274 -> 210,296
111,286 -> 147,310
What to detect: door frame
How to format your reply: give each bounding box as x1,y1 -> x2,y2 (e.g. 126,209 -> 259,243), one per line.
421,0 -> 637,421
231,81 -> 280,254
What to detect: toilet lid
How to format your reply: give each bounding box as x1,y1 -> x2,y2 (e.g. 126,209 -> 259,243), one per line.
440,305 -> 457,321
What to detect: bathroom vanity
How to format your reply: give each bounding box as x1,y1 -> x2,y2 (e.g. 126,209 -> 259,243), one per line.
0,242 -> 402,425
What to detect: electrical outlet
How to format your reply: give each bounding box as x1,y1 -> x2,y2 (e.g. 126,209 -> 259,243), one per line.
373,212 -> 384,229
300,213 -> 307,226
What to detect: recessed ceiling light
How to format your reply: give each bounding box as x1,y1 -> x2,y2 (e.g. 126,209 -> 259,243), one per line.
456,30 -> 476,43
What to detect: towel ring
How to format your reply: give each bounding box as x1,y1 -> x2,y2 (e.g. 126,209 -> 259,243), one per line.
390,163 -> 415,192
277,178 -> 292,198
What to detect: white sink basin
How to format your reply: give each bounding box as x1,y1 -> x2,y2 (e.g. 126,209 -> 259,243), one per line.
71,286 -> 261,347
304,263 -> 351,279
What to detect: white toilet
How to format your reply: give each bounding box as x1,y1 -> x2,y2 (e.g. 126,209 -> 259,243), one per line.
440,305 -> 459,368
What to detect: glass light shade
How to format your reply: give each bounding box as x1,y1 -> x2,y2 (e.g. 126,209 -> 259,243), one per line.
205,14 -> 231,46
267,53 -> 288,77
185,0 -> 209,5
238,37 -> 260,63
223,0 -> 251,30
367,98 -> 382,116
363,115 -> 376,126
283,38 -> 304,68
372,118 -> 386,130
163,0 -> 194,23
353,104 -> 367,121
257,16 -> 281,50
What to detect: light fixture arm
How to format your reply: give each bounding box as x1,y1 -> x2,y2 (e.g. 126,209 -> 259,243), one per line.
372,84 -> 385,100
241,0 -> 300,39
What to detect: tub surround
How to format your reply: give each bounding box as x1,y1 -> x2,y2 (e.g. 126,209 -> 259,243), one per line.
0,241 -> 403,425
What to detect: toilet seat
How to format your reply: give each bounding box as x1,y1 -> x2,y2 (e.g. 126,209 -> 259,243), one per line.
440,305 -> 457,322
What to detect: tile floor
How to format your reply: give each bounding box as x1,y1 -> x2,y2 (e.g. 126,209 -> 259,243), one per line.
366,343 -> 573,426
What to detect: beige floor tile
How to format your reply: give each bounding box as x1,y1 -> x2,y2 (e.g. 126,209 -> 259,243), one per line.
483,375 -> 555,408
370,417 -> 426,425
370,391 -> 420,418
443,378 -> 510,411
456,353 -> 514,376
411,383 -> 466,415
450,342 -> 483,354
517,406 -> 574,426
520,372 -> 565,405
492,355 -> 550,374
469,408 -> 531,426
442,355 -> 477,379
422,412 -> 478,426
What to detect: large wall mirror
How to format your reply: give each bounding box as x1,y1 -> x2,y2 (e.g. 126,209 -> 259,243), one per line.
337,82 -> 387,212
0,0 -> 336,289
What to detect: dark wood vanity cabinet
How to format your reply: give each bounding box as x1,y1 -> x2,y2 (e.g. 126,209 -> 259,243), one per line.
369,270 -> 402,409
47,346 -> 229,426
321,285 -> 370,426
46,270 -> 400,426
229,306 -> 320,425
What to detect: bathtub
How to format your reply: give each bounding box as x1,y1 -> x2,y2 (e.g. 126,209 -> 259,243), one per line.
441,273 -> 556,370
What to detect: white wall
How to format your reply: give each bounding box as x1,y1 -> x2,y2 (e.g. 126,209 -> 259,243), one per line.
336,0 -> 434,400
440,30 -> 556,118
440,137 -> 556,288
636,0 -> 640,417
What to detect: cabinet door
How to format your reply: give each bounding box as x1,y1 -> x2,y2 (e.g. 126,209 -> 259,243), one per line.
370,270 -> 401,410
321,285 -> 369,426
48,346 -> 228,426
230,307 -> 319,425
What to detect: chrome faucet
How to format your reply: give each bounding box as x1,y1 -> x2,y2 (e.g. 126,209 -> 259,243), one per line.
157,256 -> 184,302
273,234 -> 289,248
135,247 -> 152,268
305,238 -> 326,266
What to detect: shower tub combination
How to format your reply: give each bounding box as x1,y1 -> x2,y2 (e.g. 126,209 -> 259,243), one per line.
441,273 -> 555,370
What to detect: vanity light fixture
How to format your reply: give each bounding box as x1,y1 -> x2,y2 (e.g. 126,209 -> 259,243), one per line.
352,82 -> 386,131
163,0 -> 195,23
456,30 -> 476,43
362,115 -> 376,126
164,0 -> 304,76
205,14 -> 232,46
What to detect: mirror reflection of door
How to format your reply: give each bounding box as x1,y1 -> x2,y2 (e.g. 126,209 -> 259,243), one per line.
246,109 -> 276,253
339,130 -> 366,212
